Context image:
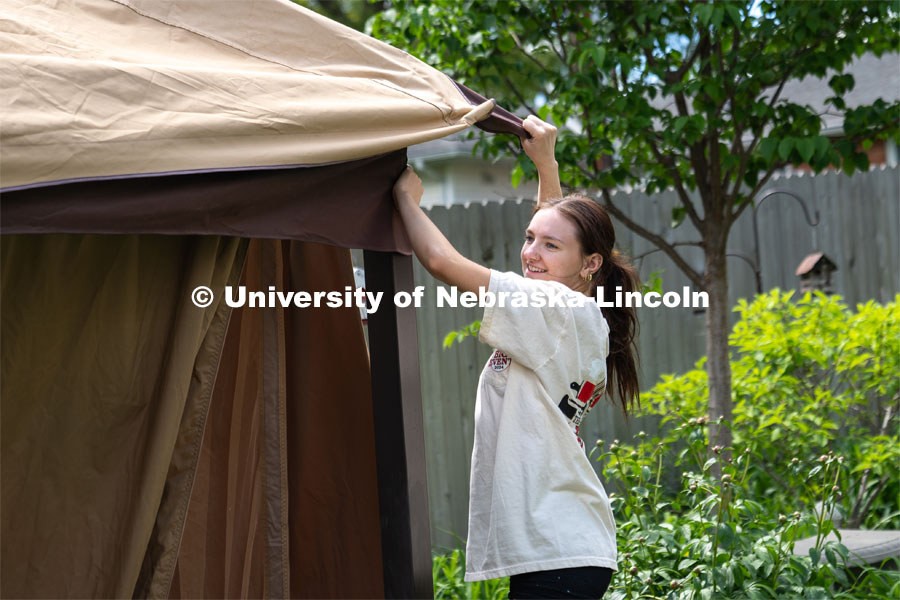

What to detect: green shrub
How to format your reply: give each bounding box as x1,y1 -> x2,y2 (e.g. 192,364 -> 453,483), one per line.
597,290 -> 899,599
645,290 -> 899,530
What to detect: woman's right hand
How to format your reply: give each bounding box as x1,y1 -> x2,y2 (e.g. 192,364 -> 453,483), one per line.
393,165 -> 424,208
522,115 -> 558,170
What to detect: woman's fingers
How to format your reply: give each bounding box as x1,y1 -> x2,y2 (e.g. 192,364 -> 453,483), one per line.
522,115 -> 557,166
523,115 -> 557,138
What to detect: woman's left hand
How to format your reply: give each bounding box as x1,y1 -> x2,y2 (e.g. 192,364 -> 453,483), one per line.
522,115 -> 558,171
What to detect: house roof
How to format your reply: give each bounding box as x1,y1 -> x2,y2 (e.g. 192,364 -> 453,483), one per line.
778,52 -> 900,131
795,252 -> 838,276
649,52 -> 899,132
408,135 -> 478,161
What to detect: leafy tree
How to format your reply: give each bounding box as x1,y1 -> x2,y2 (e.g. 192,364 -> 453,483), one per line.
370,0 -> 900,454
294,0 -> 386,31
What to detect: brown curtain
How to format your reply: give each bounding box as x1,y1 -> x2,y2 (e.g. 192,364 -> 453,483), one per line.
282,241 -> 384,599
158,240 -> 384,599
0,233 -> 248,598
2,233 -> 384,598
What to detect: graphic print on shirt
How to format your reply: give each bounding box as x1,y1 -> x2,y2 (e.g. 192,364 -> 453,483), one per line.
557,379 -> 604,448
489,349 -> 511,371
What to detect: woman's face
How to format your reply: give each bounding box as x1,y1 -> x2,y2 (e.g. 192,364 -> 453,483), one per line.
521,207 -> 597,293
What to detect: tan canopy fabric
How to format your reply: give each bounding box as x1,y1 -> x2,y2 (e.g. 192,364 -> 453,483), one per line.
0,0 -> 494,189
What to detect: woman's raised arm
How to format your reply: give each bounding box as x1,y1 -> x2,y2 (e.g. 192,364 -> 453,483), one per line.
393,166 -> 491,294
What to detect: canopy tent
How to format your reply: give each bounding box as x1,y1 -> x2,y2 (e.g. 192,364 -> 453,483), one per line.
0,1 -> 524,598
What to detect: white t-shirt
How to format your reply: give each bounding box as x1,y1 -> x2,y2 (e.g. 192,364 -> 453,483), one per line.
464,269 -> 618,581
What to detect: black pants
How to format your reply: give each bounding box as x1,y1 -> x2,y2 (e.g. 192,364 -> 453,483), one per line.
508,566 -> 613,599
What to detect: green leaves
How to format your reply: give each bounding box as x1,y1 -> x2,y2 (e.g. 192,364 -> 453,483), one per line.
725,3 -> 743,27
796,138 -> 815,164
432,548 -> 509,599
777,137 -> 795,161
442,320 -> 481,349
758,134 -> 835,168
695,3 -> 727,30
671,205 -> 687,229
759,138 -> 779,162
510,163 -> 524,188
829,73 -> 856,96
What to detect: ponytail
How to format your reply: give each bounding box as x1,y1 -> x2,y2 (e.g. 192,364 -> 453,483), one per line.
592,250 -> 640,416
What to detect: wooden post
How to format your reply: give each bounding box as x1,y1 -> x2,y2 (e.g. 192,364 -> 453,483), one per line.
363,250 -> 433,599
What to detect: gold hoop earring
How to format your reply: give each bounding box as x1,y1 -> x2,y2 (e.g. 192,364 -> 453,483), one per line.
582,272 -> 592,282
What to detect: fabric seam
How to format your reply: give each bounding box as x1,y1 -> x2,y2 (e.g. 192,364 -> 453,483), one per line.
109,0 -> 457,125
158,238 -> 249,597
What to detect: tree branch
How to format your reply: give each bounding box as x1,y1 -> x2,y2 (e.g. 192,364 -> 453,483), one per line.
499,73 -> 539,116
645,136 -> 704,230
633,241 -> 704,261
596,187 -> 705,290
711,37 -> 734,124
667,34 -> 705,85
509,31 -> 554,75
728,67 -> 795,203
683,35 -> 713,218
728,160 -> 783,227
707,40 -> 726,218
548,2 -> 570,67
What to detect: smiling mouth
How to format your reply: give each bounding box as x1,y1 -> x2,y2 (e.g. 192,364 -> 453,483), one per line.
526,265 -> 547,274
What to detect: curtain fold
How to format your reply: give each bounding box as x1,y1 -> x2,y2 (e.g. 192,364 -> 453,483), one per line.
282,241 -> 384,599
164,240 -> 383,599
0,233 -> 248,598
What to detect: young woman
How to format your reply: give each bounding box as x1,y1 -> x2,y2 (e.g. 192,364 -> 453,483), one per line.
393,115 -> 639,599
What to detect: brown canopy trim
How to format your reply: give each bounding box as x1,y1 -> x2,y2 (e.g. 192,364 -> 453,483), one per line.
1,150 -> 413,255
452,81 -> 528,140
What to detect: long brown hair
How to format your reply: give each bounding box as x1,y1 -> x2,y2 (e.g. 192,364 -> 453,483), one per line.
536,194 -> 640,416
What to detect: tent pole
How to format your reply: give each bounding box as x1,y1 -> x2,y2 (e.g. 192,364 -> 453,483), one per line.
363,250 -> 433,599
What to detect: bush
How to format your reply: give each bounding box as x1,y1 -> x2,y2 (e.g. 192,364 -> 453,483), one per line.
597,290 -> 899,599
644,290 -> 899,530
433,291 -> 899,599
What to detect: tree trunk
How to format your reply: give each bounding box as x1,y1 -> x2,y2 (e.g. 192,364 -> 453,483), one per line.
704,245 -> 733,469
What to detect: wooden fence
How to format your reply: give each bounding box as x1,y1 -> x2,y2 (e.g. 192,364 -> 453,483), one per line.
358,166 -> 900,550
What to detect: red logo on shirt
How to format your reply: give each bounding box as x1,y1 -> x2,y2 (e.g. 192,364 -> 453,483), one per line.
558,380 -> 604,447
489,350 -> 511,371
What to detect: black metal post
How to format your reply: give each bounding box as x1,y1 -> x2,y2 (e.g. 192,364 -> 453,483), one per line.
751,189 -> 820,293
363,250 -> 433,600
